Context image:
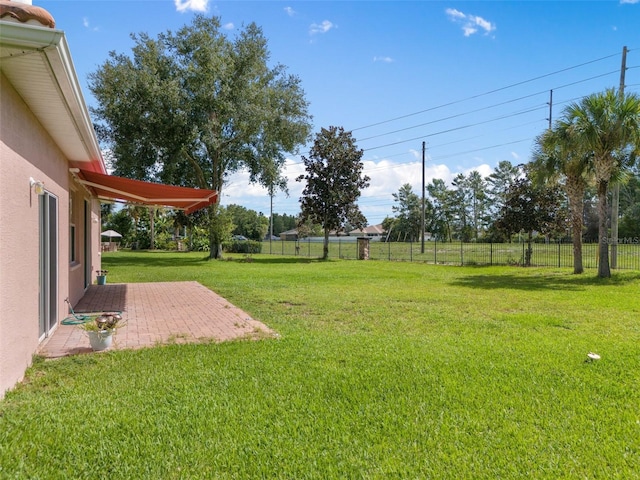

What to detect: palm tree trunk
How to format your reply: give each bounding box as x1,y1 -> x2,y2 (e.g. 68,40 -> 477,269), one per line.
571,221 -> 583,274
566,176 -> 584,274
597,180 -> 611,278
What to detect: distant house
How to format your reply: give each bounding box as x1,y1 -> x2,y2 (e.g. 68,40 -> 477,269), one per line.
279,229 -> 299,241
349,224 -> 385,237
0,1 -> 217,398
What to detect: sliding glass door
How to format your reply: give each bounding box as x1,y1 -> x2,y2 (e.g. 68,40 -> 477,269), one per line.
39,192 -> 58,339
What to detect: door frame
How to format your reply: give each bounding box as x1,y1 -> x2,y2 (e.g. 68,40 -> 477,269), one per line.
39,191 -> 58,340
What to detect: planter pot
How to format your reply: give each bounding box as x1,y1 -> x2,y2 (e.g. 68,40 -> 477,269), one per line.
97,275 -> 107,285
87,330 -> 113,351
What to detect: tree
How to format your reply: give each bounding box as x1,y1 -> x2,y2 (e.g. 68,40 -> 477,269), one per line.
297,126 -> 370,259
102,209 -> 133,246
619,169 -> 640,238
390,184 -> 422,242
561,89 -> 640,277
426,178 -> 454,242
226,204 -> 269,241
465,170 -> 490,240
495,173 -> 566,266
485,160 -> 520,216
89,15 -> 312,259
270,213 -> 297,236
532,125 -> 592,274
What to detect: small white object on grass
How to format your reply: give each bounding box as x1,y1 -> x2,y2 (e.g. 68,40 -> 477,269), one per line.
587,352 -> 601,361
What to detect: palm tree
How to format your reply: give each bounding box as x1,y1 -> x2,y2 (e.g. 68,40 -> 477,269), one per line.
562,89 -> 640,278
532,125 -> 592,274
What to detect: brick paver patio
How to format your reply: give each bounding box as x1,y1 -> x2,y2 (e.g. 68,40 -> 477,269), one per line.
39,282 -> 274,358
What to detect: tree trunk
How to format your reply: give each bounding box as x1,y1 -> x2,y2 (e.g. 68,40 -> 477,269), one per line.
597,180 -> 611,278
323,229 -> 330,260
571,221 -> 583,275
208,203 -> 224,260
149,207 -> 155,250
566,176 -> 584,274
525,231 -> 533,267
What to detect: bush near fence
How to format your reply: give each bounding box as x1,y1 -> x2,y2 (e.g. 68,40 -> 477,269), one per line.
261,239 -> 640,270
224,239 -> 262,254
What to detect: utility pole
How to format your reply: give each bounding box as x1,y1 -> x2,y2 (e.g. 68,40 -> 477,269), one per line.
611,45 -> 627,269
269,187 -> 274,254
421,141 -> 426,254
547,89 -> 553,130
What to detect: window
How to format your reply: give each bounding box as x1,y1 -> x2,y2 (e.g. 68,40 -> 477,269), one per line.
69,193 -> 77,264
70,224 -> 76,262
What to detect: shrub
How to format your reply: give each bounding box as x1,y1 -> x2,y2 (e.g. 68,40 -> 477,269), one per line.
223,240 -> 262,254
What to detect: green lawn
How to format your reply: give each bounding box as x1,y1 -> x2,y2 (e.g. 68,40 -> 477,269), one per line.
1,252 -> 639,479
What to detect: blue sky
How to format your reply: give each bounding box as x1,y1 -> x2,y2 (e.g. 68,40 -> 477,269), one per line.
41,0 -> 640,225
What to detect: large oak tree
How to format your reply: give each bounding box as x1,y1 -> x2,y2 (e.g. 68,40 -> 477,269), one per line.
89,15 -> 312,258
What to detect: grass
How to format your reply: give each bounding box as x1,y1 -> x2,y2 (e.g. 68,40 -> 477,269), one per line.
1,251 -> 639,479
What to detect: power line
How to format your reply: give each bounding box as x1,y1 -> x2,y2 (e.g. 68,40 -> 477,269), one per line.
351,51 -> 622,132
363,105 -> 546,152
356,69 -> 620,145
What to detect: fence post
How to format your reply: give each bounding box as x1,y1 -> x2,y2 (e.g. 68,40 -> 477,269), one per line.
460,241 -> 464,266
558,241 -> 561,268
490,242 -> 493,266
388,240 -> 391,261
410,241 -> 413,262
434,239 -> 437,264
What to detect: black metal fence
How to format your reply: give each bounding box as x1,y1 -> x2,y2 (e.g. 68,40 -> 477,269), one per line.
261,238 -> 640,270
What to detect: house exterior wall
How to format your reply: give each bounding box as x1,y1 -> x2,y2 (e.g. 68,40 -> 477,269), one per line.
0,72 -> 96,398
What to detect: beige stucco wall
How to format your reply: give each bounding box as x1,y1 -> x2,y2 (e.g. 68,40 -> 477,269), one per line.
0,73 -> 98,398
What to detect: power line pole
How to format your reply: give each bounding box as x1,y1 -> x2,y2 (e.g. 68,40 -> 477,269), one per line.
611,45 -> 628,270
421,141 -> 426,254
547,89 -> 553,130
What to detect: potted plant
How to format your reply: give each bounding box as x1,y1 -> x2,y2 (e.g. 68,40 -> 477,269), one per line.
96,269 -> 108,285
79,312 -> 123,351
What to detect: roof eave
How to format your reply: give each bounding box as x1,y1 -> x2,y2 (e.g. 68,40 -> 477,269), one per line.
0,21 -> 106,174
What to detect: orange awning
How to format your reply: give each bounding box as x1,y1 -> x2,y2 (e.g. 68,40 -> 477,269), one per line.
72,169 -> 218,214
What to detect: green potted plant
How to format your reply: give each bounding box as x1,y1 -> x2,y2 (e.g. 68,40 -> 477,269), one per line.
96,269 -> 108,285
78,312 -> 123,351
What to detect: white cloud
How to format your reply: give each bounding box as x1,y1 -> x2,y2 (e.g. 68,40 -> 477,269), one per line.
222,159 -> 306,203
82,17 -> 99,31
221,157 -> 501,222
445,8 -> 466,20
174,0 -> 209,13
463,25 -> 478,37
463,163 -> 493,179
620,0 -> 639,4
445,8 -> 496,37
284,6 -> 296,17
373,56 -> 394,63
309,20 -> 335,35
222,22 -> 234,30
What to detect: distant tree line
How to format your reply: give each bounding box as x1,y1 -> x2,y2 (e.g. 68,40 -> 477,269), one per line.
383,88 -> 640,277
384,160 -> 640,245
102,204 -> 298,252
